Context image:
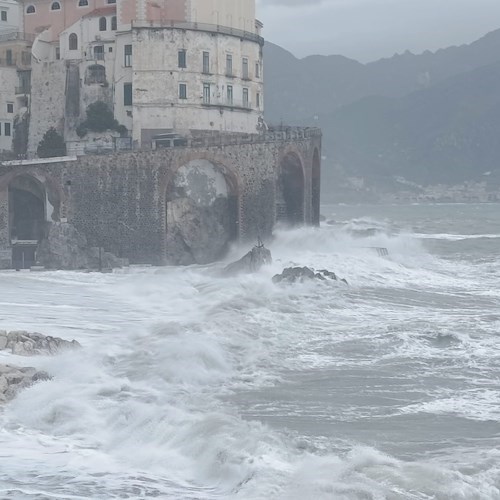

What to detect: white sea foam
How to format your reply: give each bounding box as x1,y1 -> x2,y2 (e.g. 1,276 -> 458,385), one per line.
1,206 -> 500,498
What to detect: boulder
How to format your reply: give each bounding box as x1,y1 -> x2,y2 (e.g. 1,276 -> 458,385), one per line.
272,267 -> 348,284
0,364 -> 50,404
223,244 -> 272,275
37,222 -> 128,270
0,330 -> 80,356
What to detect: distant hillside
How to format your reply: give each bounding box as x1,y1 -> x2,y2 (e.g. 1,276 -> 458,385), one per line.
264,29 -> 500,200
264,29 -> 500,124
321,61 -> 500,186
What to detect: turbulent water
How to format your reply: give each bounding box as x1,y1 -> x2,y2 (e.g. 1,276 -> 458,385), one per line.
1,203 -> 500,499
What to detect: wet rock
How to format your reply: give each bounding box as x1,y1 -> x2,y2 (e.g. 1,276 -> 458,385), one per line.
0,364 -> 51,404
223,245 -> 272,275
166,197 -> 232,265
0,330 -> 80,356
37,222 -> 128,270
272,267 -> 348,284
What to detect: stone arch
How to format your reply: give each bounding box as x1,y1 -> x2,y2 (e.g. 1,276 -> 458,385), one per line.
0,170 -> 63,269
312,148 -> 321,226
277,150 -> 305,226
165,158 -> 240,265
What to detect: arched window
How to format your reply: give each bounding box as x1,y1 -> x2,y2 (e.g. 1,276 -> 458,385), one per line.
69,33 -> 78,50
51,2 -> 61,10
111,16 -> 117,30
26,5 -> 35,13
78,0 -> 88,5
99,17 -> 107,31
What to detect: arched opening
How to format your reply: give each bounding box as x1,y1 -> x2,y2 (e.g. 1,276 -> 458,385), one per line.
312,148 -> 321,226
277,152 -> 305,226
69,33 -> 78,50
165,159 -> 238,265
99,16 -> 107,31
51,1 -> 61,10
85,64 -> 106,84
26,5 -> 35,13
8,175 -> 47,269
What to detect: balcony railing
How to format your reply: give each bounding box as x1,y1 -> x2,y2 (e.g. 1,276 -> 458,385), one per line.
202,97 -> 253,110
132,20 -> 264,46
15,85 -> 31,95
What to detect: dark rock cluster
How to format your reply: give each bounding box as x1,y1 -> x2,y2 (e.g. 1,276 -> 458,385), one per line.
0,330 -> 80,356
0,331 -> 80,404
272,266 -> 348,284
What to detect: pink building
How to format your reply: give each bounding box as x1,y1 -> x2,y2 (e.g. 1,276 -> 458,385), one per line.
22,0 -> 117,41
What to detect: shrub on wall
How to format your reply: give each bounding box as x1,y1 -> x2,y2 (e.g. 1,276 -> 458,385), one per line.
37,128 -> 67,158
77,101 -> 128,137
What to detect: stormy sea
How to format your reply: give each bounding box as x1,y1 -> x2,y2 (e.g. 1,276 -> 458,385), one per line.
1,203 -> 499,500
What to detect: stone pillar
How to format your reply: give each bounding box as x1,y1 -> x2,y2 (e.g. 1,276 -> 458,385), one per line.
0,188 -> 11,269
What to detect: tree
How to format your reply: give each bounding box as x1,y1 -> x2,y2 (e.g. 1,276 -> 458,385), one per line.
37,128 -> 67,158
77,101 -> 127,137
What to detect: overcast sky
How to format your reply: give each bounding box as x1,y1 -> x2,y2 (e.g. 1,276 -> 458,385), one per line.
256,0 -> 500,62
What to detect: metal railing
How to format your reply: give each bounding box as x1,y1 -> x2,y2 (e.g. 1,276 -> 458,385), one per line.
15,85 -> 31,94
132,20 -> 264,46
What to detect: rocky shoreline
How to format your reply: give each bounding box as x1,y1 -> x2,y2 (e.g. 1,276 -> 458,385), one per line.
0,331 -> 80,404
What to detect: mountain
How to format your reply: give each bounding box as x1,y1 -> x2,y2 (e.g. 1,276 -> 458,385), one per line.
264,29 -> 500,124
323,61 -> 500,185
264,29 -> 500,201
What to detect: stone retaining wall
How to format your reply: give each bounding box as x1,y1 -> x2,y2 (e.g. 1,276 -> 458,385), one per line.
0,133 -> 321,266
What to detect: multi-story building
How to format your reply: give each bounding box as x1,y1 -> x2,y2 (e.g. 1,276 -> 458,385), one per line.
18,0 -> 264,155
0,0 -> 31,154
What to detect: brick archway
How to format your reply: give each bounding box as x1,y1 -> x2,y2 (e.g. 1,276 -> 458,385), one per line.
277,150 -> 305,226
164,157 -> 241,265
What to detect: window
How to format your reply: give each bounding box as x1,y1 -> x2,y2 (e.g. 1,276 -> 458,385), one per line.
78,0 -> 88,6
69,33 -> 78,50
22,51 -> 31,65
85,64 -> 106,84
51,2 -> 61,10
6,50 -> 12,66
203,83 -> 210,105
107,0 -> 116,3
226,54 -> 232,76
94,45 -> 104,60
255,62 -> 260,79
55,47 -> 60,59
243,88 -> 249,107
242,57 -> 249,79
179,83 -> 187,99
7,103 -> 13,113
256,92 -> 260,108
124,83 -> 132,105
99,17 -> 107,31
1,10 -> 7,21
5,123 -> 11,136
108,47 -> 112,53
226,85 -> 233,105
111,16 -> 117,30
178,49 -> 186,68
202,51 -> 210,74
124,45 -> 132,67
26,5 -> 35,13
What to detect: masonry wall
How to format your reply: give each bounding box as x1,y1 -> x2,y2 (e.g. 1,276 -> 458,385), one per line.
0,133 -> 321,266
27,58 -> 66,155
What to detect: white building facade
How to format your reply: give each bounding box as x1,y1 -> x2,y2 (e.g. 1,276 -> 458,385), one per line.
16,0 -> 265,155
0,0 -> 21,36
